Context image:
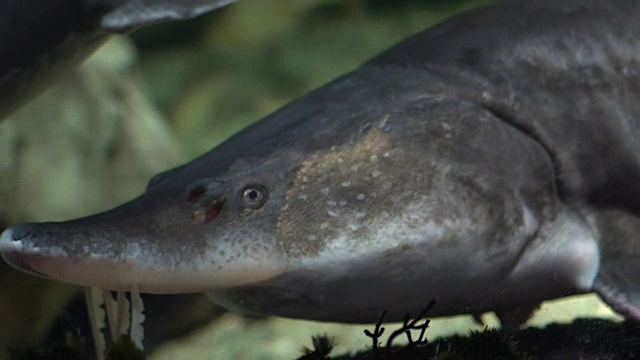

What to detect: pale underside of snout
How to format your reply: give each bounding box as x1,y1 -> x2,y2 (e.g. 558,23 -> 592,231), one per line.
0,226 -> 286,293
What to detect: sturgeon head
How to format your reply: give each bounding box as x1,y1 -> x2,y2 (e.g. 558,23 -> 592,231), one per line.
0,64 -> 604,323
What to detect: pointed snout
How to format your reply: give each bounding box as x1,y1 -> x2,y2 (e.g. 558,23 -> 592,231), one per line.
1,225 -> 41,276
1,219 -> 150,290
0,214 -> 287,293
1,223 -> 78,281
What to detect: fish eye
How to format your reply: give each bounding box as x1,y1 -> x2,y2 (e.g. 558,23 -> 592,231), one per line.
241,185 -> 268,209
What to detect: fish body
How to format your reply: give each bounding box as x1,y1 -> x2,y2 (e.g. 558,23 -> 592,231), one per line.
2,0 -> 639,323
0,0 -> 235,119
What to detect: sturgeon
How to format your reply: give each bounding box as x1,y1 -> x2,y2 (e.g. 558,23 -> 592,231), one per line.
0,0 -> 236,120
1,0 -> 639,324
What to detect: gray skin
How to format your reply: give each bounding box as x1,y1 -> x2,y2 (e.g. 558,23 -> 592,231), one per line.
1,0 -> 639,324
0,0 -> 236,120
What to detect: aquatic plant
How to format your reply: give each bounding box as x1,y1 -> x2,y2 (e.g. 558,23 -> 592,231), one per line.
299,334 -> 336,360
363,300 -> 435,357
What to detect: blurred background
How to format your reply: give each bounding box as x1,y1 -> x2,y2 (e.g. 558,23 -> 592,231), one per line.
130,0 -> 495,156
0,0 -> 622,358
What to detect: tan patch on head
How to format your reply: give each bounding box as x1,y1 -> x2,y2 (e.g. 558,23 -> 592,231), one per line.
277,128 -> 432,258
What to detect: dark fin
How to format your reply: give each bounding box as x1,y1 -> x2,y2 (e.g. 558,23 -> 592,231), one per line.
100,0 -> 238,33
591,209 -> 640,321
471,313 -> 484,326
495,304 -> 538,331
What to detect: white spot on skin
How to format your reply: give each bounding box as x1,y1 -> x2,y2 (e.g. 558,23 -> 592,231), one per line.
521,205 -> 539,235
442,122 -> 454,138
357,194 -> 366,200
327,201 -> 337,206
355,211 -> 367,219
370,155 -> 378,162
378,115 -> 391,131
320,223 -> 329,230
328,210 -> 339,218
371,170 -> 381,178
338,200 -> 347,206
307,235 -> 317,241
342,181 -> 351,187
298,193 -> 308,200
321,187 -> 330,196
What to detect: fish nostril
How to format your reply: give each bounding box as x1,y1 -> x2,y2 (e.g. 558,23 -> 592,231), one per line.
191,198 -> 226,225
187,186 -> 206,204
206,198 -> 226,222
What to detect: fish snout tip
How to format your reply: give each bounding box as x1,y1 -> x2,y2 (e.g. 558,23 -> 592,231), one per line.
1,227 -> 19,253
0,225 -> 48,278
0,226 -> 39,275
